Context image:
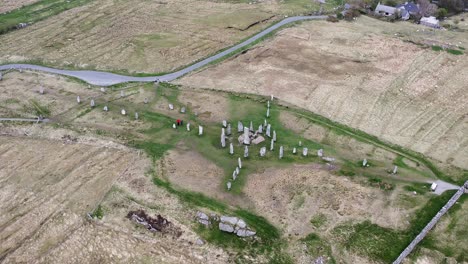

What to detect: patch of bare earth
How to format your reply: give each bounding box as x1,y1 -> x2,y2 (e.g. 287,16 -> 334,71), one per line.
0,0 -> 38,13
178,89 -> 230,123
0,71 -> 100,118
178,17 -> 468,170
0,133 -> 229,263
159,147 -> 248,207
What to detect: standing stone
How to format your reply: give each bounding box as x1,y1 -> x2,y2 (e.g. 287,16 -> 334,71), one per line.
144,98 -> 149,104
244,146 -> 249,158
317,149 -> 323,157
103,105 -> 109,112
267,100 -> 270,108
249,121 -> 254,132
235,167 -> 240,175
299,141 -> 302,147
90,99 -> 95,108
121,109 -> 126,115
272,131 -> 277,142
238,121 -> 244,133
100,87 -> 106,93
266,108 -> 270,118
302,148 -> 308,157
258,125 -> 263,134
39,86 -> 44,95
392,165 -> 398,174
270,140 -> 274,151
169,104 -> 174,110
260,147 -> 266,157
238,157 -> 242,169
221,133 -> 226,148
271,95 -> 274,101
266,124 -> 271,137
120,90 -> 125,98
279,146 -> 284,159
180,107 -> 186,113
232,171 -> 237,181
222,128 -> 226,136
264,119 -> 267,128
0,72 -> 2,81
77,96 -> 81,104
173,123 -> 177,129
199,126 -> 203,136
293,147 -> 297,154
362,159 -> 368,167
222,120 -> 227,128
227,182 -> 232,191
243,127 -> 250,145
187,123 -> 191,131
229,143 -> 234,155
135,112 -> 139,120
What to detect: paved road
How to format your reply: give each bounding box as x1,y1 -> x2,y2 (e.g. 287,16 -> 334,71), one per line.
0,15 -> 327,86
0,118 -> 50,123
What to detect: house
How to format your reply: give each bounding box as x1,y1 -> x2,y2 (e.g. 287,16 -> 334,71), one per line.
395,2 -> 420,16
375,2 -> 397,17
420,16 -> 440,28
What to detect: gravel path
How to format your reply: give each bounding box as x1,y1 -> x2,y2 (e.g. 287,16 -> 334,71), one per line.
0,16 -> 327,86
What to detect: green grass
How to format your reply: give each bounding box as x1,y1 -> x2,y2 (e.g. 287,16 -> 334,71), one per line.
403,183 -> 431,194
25,99 -> 51,116
310,213 -> 327,228
332,190 -> 457,263
0,0 -> 93,35
301,233 -> 336,264
446,49 -> 464,55
431,45 -> 443,51
90,205 -> 104,219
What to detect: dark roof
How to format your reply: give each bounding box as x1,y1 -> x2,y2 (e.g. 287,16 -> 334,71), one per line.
396,2 -> 419,13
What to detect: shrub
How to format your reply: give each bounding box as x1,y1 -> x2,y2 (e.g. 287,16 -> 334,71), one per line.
437,8 -> 448,18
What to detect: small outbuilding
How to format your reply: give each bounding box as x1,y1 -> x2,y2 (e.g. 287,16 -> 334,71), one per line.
375,2 -> 397,16
430,182 -> 438,192
420,16 -> 440,28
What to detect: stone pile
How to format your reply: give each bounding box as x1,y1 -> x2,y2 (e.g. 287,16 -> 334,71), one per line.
196,212 -> 255,237
238,121 -> 265,145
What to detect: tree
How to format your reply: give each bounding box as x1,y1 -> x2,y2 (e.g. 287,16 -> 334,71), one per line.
417,0 -> 439,16
437,7 -> 448,18
439,0 -> 465,13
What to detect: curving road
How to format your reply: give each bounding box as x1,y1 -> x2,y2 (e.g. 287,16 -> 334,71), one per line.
0,16 -> 327,86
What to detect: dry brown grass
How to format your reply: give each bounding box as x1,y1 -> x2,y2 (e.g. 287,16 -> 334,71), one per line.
0,0 -> 39,13
0,0 -> 291,73
177,16 -> 468,170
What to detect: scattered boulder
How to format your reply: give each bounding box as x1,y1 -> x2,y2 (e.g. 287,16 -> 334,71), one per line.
219,222 -> 235,233
236,229 -> 256,237
220,216 -> 238,226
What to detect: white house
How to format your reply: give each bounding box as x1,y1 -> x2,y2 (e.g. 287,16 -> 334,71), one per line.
420,16 -> 440,28
375,2 -> 397,16
431,182 -> 438,191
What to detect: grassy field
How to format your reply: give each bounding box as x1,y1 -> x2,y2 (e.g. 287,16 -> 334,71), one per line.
0,0 -> 341,74
178,15 -> 468,175
2,70 -> 466,263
